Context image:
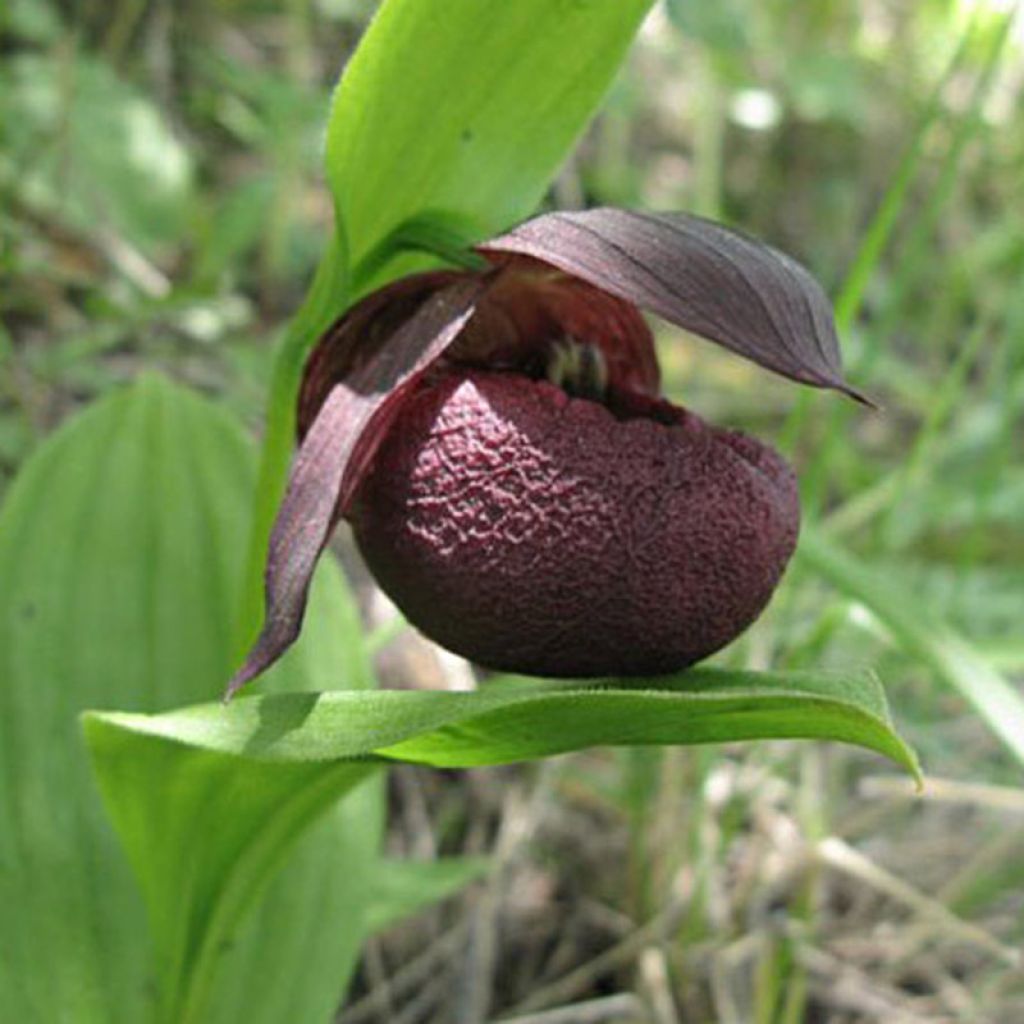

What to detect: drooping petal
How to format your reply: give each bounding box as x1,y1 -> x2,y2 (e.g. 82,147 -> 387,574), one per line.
481,208 -> 866,400
226,277 -> 487,698
298,270 -> 467,439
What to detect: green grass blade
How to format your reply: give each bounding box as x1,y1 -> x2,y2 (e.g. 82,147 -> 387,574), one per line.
783,13 -> 1009,506
797,526 -> 1024,768
832,20 -> 978,336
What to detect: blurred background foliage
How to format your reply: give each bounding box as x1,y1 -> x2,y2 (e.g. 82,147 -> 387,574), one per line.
2,0 -> 1024,1020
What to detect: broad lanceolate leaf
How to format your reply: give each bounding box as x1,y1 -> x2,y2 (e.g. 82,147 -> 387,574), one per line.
228,277 -> 487,696
82,669 -> 917,1011
91,667 -> 920,780
325,0 -> 654,278
0,376 -> 380,1024
482,208 -> 867,400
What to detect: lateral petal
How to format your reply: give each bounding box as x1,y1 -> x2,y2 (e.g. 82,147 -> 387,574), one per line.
482,208 -> 866,401
226,276 -> 487,697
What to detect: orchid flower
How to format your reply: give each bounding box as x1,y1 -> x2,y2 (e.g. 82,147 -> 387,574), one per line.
226,208 -> 862,698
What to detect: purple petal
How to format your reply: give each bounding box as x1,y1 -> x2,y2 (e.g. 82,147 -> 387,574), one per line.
298,270 -> 466,440
225,277 -> 487,699
481,208 -> 867,401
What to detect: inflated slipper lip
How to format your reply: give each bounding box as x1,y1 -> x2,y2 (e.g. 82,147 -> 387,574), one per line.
350,368 -> 800,677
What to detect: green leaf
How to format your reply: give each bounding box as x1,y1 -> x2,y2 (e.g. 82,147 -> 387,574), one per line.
85,726 -> 377,1024
81,670 -> 916,1020
0,375 -> 380,1023
108,668 -> 915,773
325,0 -> 655,277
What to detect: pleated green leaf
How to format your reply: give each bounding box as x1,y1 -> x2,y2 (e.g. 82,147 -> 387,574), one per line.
0,375 -> 380,1024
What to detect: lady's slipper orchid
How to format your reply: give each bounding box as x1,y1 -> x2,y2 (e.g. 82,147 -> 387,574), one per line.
227,208 -> 862,698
